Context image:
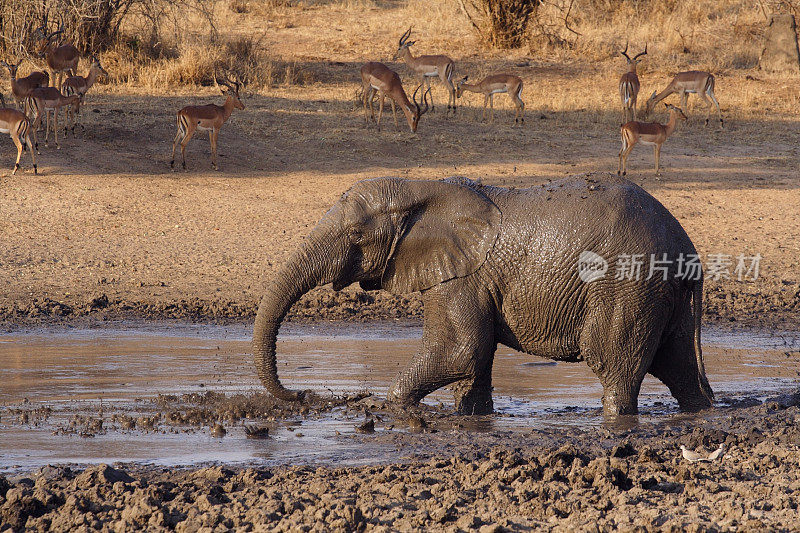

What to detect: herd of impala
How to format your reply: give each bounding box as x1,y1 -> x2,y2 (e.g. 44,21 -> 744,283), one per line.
2,24 -> 724,176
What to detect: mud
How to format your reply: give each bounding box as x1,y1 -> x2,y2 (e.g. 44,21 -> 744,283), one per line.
1,323 -> 800,530
2,394 -> 800,531
2,280 -> 800,332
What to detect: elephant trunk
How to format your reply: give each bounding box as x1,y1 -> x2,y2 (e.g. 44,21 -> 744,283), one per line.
253,238 -> 335,401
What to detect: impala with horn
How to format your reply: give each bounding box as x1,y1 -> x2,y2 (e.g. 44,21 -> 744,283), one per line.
61,55 -> 108,134
170,71 -> 245,171
618,103 -> 687,176
34,19 -> 80,88
645,71 -> 722,128
618,43 -> 647,122
455,74 -> 524,124
360,61 -> 430,132
0,93 -> 38,174
27,86 -> 81,149
1,59 -> 49,113
393,27 -> 456,113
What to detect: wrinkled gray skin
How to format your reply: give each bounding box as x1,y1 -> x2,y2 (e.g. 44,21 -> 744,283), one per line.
253,173 -> 714,416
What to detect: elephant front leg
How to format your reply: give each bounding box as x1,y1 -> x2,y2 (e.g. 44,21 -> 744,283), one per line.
387,282 -> 497,415
451,361 -> 494,415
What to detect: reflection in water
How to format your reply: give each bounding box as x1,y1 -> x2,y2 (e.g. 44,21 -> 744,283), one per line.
0,322 -> 797,470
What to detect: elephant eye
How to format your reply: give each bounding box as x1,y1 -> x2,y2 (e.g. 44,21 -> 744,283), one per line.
348,228 -> 364,242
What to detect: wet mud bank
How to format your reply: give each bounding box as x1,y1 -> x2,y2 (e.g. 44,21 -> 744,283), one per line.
2,394 -> 800,531
2,277 -> 799,332
1,323 -> 800,530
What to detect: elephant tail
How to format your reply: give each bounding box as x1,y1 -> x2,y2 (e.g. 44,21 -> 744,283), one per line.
692,274 -> 714,405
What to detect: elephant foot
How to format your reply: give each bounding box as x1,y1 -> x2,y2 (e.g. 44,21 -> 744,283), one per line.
453,381 -> 494,415
675,393 -> 713,412
386,384 -> 422,410
601,388 -> 638,417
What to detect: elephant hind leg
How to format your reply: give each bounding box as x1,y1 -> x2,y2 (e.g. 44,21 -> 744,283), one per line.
387,282 -> 497,415
649,326 -> 713,412
581,305 -> 665,417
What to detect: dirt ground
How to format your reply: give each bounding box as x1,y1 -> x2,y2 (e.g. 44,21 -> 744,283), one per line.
1,75 -> 799,329
2,0 -> 800,530
2,390 -> 800,531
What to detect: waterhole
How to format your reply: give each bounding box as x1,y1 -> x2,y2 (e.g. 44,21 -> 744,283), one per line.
1,322 -> 798,471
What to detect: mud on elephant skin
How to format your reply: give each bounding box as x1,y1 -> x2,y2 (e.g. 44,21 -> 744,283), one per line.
252,172 -> 714,417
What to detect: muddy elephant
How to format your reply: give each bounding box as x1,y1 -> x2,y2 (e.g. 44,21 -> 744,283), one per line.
252,173 -> 714,416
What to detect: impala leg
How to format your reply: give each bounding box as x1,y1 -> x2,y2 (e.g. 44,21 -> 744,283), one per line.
361,86 -> 369,123
511,91 -> 524,125
619,134 -> 634,176
489,94 -> 495,123
210,129 -> 219,171
11,133 -> 23,175
482,95 -> 489,121
700,89 -> 723,129
390,99 -> 399,130
170,117 -> 185,170
53,108 -> 60,149
708,88 -> 723,129
441,72 -> 455,113
25,129 -> 37,174
426,78 -> 435,112
44,110 -> 51,146
654,144 -> 661,175
363,86 -> 375,125
180,126 -> 197,171
376,94 -> 385,131
32,108 -> 43,146
368,90 -> 378,124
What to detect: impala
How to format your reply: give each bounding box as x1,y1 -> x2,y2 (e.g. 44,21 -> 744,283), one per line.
35,22 -> 80,88
455,74 -> 524,124
61,55 -> 108,133
645,71 -> 722,128
393,27 -> 456,113
27,86 -> 81,149
360,61 -> 429,132
618,43 -> 647,122
170,72 -> 244,171
618,103 -> 687,176
1,60 -> 49,113
0,94 -> 37,174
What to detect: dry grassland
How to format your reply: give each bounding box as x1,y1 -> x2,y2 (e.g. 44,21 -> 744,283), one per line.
1,0 -> 799,327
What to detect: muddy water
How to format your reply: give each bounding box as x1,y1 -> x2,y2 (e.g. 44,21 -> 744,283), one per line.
1,322 -> 798,471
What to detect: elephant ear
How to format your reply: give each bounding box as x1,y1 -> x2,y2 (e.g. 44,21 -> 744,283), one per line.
381,179 -> 501,294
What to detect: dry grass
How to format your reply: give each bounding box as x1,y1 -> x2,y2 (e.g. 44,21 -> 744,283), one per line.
89,0 -> 776,92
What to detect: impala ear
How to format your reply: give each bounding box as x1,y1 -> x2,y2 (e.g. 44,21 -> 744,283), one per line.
380,179 -> 501,294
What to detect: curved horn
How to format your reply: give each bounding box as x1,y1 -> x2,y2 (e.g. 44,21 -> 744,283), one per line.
620,41 -> 630,60
419,85 -> 431,116
46,29 -> 63,43
399,26 -> 412,46
411,83 -> 422,114
633,43 -> 648,60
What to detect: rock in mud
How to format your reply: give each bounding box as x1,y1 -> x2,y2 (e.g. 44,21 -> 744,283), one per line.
244,425 -> 269,439
74,465 -> 134,488
356,418 -> 375,434
407,415 -> 427,431
211,424 -> 227,437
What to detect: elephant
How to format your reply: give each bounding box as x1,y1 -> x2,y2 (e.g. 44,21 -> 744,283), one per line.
252,173 -> 714,417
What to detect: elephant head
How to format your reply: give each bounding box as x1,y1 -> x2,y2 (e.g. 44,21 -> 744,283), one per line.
252,178 -> 502,401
